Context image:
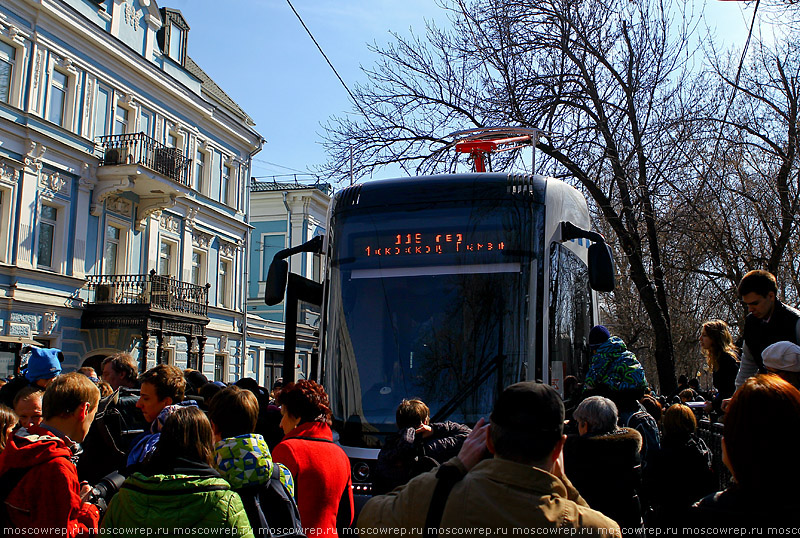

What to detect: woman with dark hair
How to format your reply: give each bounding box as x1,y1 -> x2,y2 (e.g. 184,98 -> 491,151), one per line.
644,404 -> 715,526
690,374 -> 800,527
102,407 -> 253,536
699,320 -> 739,415
273,380 -> 353,535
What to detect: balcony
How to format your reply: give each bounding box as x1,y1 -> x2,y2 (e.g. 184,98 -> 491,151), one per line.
82,271 -> 209,328
93,134 -> 193,228
82,271 -> 211,369
97,133 -> 190,186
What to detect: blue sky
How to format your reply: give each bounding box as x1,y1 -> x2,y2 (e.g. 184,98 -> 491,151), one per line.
165,0 -> 759,183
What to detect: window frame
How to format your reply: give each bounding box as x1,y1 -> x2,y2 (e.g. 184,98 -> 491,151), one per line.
158,238 -> 179,277
102,220 -> 128,275
190,249 -> 207,287
46,68 -> 69,127
113,101 -> 132,136
214,352 -> 227,383
35,201 -> 65,272
0,37 -> 24,108
194,144 -> 210,195
0,39 -> 17,105
93,83 -> 113,138
220,163 -> 232,206
217,257 -> 232,308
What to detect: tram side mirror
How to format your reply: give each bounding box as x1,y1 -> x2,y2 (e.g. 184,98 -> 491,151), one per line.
588,242 -> 615,292
264,259 -> 289,305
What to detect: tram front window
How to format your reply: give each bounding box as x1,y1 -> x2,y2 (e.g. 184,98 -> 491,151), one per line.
324,204 -> 536,446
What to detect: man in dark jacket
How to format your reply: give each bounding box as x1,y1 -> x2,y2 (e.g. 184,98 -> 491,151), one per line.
735,270 -> 800,388
0,372 -> 101,534
373,399 -> 470,494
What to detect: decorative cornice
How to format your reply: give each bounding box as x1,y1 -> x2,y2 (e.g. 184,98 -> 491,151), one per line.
39,170 -> 68,197
25,141 -> 46,172
106,195 -> 133,217
192,230 -> 212,249
160,213 -> 181,234
0,160 -> 17,185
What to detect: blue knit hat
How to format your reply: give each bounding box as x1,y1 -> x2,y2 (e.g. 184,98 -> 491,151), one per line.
589,325 -> 611,348
25,347 -> 62,382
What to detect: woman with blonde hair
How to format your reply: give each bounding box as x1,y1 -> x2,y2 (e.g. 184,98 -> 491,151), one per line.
699,320 -> 739,414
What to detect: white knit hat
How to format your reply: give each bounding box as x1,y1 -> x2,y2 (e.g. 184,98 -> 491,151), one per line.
762,341 -> 800,373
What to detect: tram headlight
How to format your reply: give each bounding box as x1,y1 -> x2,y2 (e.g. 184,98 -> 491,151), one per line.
352,461 -> 371,482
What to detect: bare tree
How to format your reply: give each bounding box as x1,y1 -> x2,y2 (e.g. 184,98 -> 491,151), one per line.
322,0 -> 706,393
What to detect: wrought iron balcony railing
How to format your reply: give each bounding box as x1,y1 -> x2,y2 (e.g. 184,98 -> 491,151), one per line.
85,271 -> 209,317
97,133 -> 190,186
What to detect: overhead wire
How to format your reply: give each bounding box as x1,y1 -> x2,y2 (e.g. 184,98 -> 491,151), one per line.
285,0 -> 411,182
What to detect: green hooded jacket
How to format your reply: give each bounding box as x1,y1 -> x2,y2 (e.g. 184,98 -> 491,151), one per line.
101,469 -> 254,537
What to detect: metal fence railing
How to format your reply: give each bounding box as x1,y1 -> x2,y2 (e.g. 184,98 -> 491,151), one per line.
85,271 -> 209,317
96,132 -> 190,186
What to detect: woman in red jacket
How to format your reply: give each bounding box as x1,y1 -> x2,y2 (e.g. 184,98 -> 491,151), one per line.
273,380 -> 353,535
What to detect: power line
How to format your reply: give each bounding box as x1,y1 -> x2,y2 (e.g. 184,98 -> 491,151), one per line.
252,157 -> 310,175
285,0 -> 411,182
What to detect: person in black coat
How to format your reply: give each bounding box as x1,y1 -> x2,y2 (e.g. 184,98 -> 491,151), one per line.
563,395 -> 644,531
644,403 -> 716,527
373,399 -> 471,494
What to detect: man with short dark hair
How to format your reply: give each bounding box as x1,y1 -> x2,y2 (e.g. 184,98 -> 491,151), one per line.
135,364 -> 185,426
735,270 -> 800,388
358,382 -> 621,534
0,373 -> 101,534
101,353 -> 139,390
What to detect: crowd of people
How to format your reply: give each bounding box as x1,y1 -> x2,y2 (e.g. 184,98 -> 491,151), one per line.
0,268 -> 797,535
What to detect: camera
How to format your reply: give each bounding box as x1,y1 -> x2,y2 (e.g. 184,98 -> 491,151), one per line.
87,471 -> 126,514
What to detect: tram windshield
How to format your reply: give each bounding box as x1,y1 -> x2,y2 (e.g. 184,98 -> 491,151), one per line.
323,199 -> 541,446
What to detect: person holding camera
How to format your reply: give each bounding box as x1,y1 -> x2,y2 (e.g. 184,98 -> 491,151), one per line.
0,372 -> 101,534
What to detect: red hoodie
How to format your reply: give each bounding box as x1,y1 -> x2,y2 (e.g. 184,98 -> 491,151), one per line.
0,426 -> 99,535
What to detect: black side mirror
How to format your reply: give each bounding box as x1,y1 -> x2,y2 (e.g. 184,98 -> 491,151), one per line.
588,242 -> 615,292
264,259 -> 289,305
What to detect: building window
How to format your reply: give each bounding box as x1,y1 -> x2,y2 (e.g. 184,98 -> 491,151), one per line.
218,259 -> 230,308
214,353 -> 226,382
169,23 -> 184,63
139,107 -> 154,138
159,240 -> 176,276
166,131 -> 177,148
94,85 -> 112,137
47,70 -> 68,127
194,149 -> 205,193
37,205 -> 57,269
114,105 -> 129,135
220,164 -> 231,205
191,250 -> 206,286
0,40 -> 16,104
103,224 -> 122,274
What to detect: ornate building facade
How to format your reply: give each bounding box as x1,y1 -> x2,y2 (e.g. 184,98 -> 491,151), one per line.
0,0 -> 262,380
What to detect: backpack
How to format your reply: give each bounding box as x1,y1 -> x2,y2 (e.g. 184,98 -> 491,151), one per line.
238,465 -> 306,538
77,387 -> 148,484
624,408 -> 661,467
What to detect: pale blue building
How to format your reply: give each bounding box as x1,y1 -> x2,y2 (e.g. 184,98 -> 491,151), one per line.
0,0 -> 263,381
